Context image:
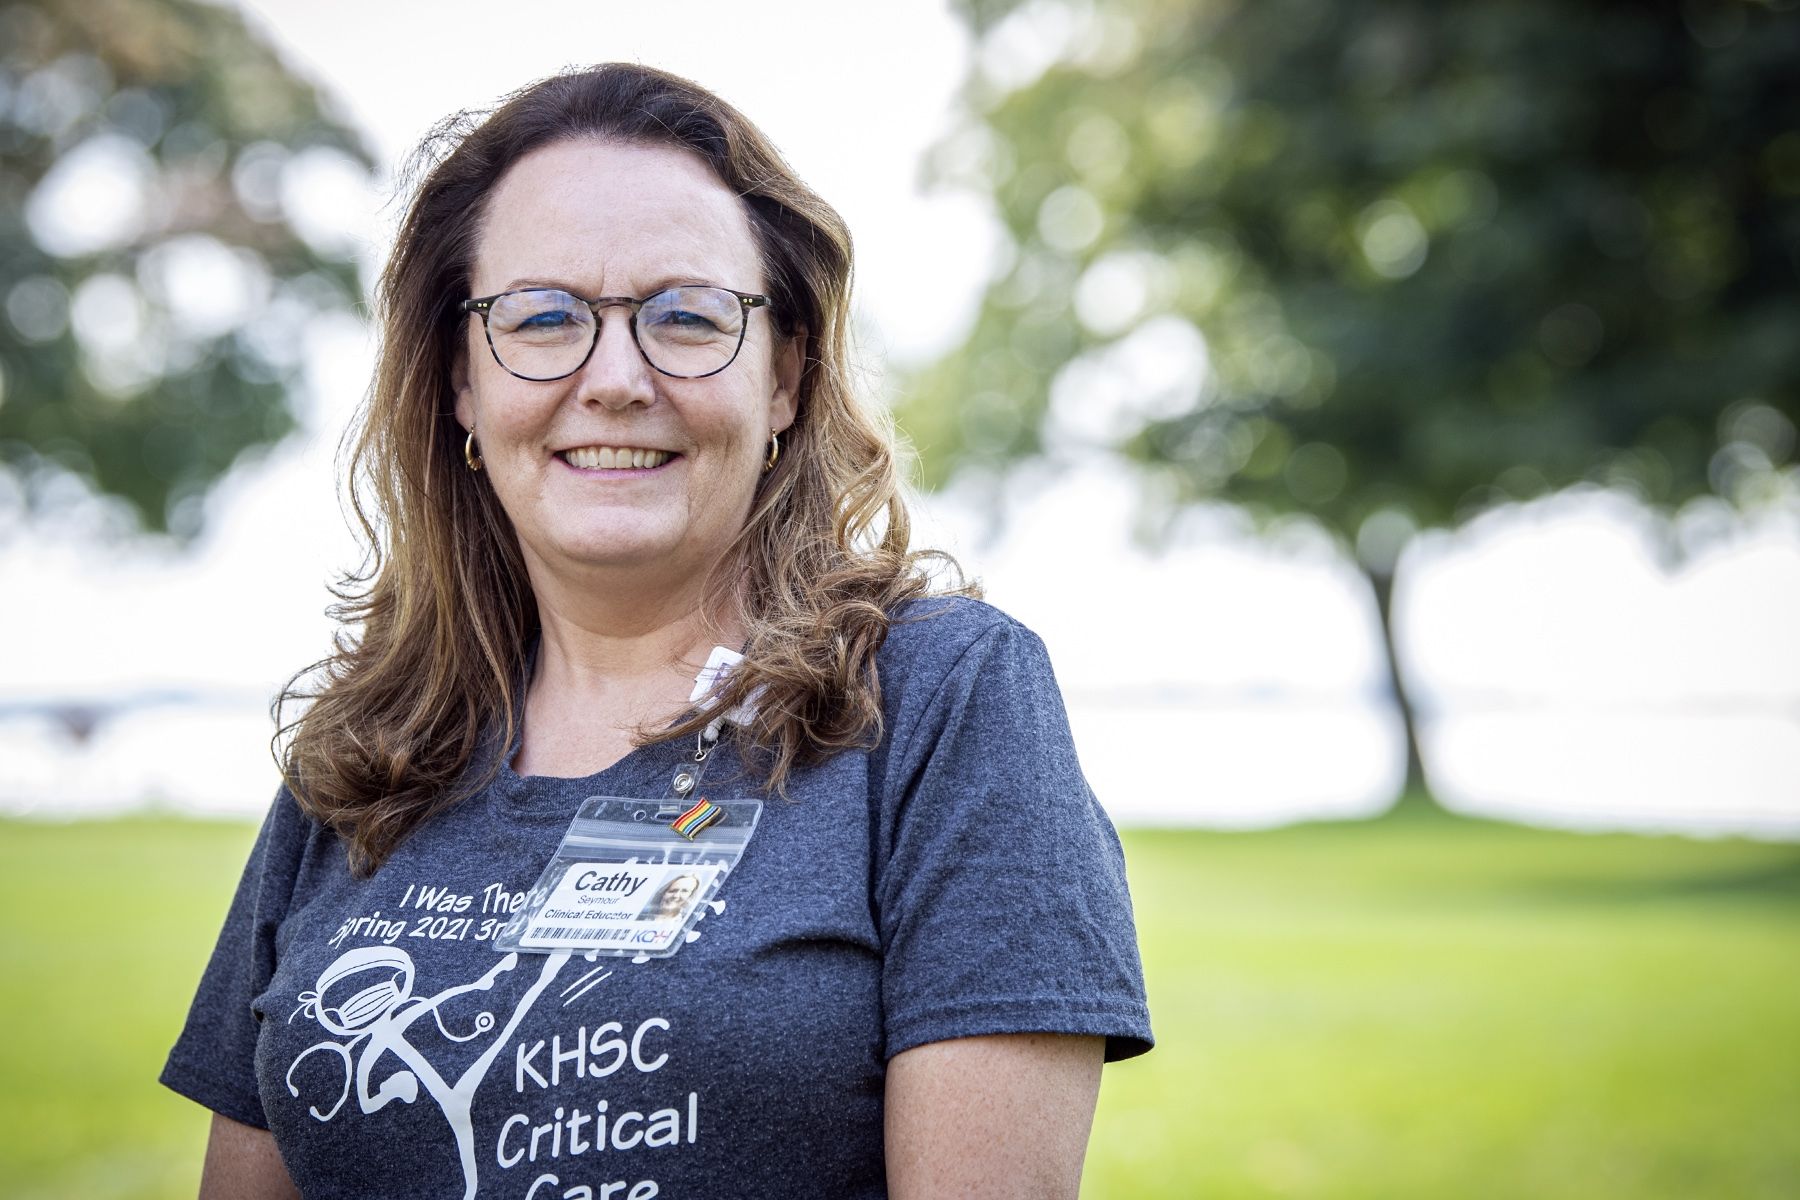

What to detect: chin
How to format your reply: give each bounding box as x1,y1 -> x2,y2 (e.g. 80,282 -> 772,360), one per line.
570,523 -> 728,572
558,538 -> 675,570
526,515 -> 732,580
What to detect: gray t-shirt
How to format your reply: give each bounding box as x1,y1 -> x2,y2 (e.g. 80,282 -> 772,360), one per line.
162,598 -> 1152,1199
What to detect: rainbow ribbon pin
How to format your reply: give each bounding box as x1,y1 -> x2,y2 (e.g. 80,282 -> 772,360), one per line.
671,798 -> 725,841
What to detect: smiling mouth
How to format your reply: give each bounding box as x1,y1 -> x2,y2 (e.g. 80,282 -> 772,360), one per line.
558,446 -> 675,470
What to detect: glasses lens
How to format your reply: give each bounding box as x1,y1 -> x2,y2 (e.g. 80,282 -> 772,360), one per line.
637,287 -> 746,377
486,289 -> 595,380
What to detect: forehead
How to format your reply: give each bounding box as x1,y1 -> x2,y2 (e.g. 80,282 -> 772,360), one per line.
472,139 -> 762,295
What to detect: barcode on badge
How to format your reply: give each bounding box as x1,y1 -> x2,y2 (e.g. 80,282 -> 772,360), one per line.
527,925 -> 642,944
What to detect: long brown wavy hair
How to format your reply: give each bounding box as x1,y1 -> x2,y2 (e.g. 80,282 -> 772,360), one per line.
276,64 -> 971,875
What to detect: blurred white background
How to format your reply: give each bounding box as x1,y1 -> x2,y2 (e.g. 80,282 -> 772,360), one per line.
2,0 -> 1796,836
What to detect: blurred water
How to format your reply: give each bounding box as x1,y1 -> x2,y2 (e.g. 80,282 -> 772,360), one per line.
3,477 -> 1795,837
3,698 -> 1793,837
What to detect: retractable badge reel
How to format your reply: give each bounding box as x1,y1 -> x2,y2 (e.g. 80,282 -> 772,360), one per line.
494,648 -> 763,959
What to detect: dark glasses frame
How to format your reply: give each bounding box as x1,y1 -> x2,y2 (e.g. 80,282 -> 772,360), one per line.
461,285 -> 770,381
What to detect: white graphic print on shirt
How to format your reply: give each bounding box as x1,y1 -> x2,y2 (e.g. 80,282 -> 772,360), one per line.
285,898 -> 724,1200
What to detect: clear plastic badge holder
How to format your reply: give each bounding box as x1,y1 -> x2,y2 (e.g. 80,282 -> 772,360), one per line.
495,796 -> 761,958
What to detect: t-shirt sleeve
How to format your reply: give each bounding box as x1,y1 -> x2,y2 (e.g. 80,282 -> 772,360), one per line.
159,788 -> 309,1128
875,615 -> 1154,1063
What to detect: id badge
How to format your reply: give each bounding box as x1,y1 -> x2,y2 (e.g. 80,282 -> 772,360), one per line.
494,796 -> 761,958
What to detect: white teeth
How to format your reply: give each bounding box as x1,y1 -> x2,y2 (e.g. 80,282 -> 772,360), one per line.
563,446 -> 670,470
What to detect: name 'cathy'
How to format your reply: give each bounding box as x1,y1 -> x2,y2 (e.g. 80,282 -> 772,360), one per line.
572,870 -> 648,898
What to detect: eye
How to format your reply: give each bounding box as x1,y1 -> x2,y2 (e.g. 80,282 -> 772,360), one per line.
489,290 -> 591,338
648,306 -> 722,331
641,287 -> 742,346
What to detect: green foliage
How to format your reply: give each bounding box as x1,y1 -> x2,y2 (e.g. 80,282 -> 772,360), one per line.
0,0 -> 371,533
908,0 -> 1800,548
2,814 -> 1796,1198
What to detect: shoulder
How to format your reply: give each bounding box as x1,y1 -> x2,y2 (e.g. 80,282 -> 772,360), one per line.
873,595 -> 1067,761
264,783 -> 329,853
250,784 -> 343,907
878,595 -> 1048,687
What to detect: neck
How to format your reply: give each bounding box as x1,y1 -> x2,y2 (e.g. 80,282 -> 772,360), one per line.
513,550 -> 743,777
532,559 -> 738,677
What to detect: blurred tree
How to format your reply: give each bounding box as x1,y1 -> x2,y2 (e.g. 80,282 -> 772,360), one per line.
907,0 -> 1800,807
0,0 -> 371,535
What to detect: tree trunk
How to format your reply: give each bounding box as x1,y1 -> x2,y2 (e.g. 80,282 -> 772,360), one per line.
1365,564 -> 1439,816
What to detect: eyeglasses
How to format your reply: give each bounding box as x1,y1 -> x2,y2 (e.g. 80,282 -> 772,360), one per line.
461,285 -> 770,382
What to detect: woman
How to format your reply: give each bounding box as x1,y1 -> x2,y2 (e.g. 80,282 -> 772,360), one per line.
163,64 -> 1151,1199
639,874 -> 702,921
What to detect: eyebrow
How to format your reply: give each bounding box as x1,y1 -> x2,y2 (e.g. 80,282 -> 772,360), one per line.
494,273 -> 729,297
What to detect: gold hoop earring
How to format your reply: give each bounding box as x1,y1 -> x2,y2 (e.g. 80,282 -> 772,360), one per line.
464,427 -> 484,472
764,430 -> 780,472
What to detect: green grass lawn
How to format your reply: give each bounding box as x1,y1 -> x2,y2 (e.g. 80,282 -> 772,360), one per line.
1,807 -> 1795,1198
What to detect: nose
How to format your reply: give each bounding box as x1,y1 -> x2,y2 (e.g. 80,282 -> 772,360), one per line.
573,305 -> 656,410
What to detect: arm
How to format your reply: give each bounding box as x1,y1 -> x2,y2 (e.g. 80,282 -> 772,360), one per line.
885,1032 -> 1105,1200
199,1113 -> 301,1200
